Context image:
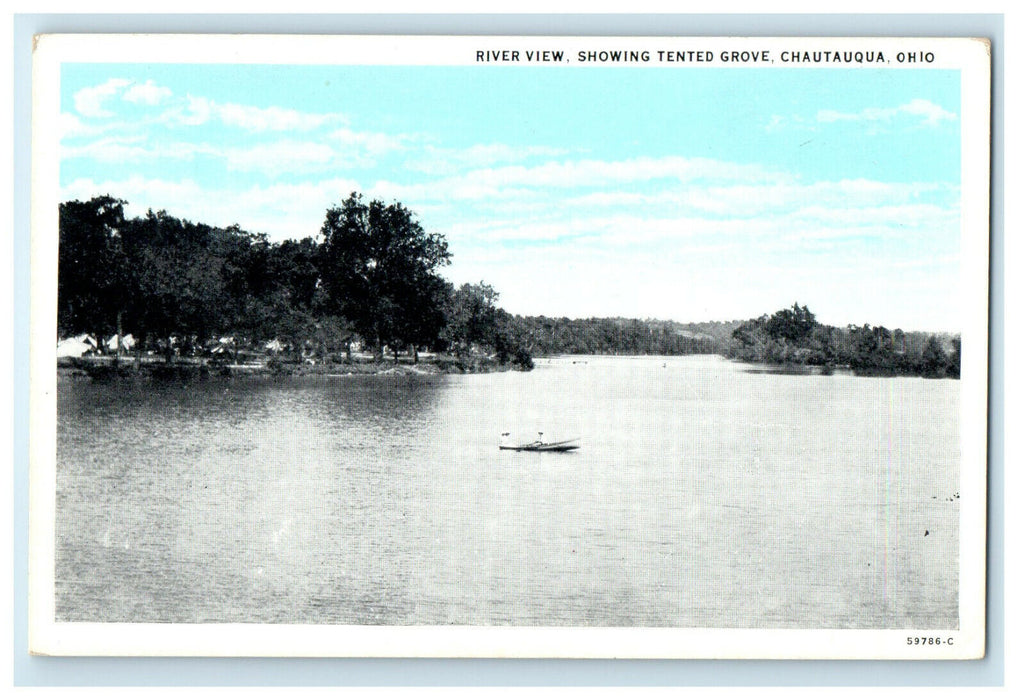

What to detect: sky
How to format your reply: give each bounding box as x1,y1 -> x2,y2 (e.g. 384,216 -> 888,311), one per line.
59,63 -> 962,331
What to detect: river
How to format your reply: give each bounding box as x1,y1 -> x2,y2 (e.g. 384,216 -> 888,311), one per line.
55,355 -> 959,628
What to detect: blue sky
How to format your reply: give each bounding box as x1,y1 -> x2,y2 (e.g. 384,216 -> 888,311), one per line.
59,63 -> 961,331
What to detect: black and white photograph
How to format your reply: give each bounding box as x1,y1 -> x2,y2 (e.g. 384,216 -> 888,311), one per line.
28,34 -> 990,658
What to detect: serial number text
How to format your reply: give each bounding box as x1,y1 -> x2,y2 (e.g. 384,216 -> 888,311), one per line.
907,636 -> 955,646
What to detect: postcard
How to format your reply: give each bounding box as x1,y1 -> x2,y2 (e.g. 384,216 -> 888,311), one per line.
29,34 -> 990,658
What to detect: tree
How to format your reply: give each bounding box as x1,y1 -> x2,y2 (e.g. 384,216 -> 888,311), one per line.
765,303 -> 816,342
394,275 -> 452,361
58,196 -> 128,346
949,336 -> 961,378
319,194 -> 451,359
217,228 -> 270,352
445,282 -> 501,355
260,237 -> 324,360
808,324 -> 836,365
439,282 -> 535,368
492,309 -> 534,369
118,210 -> 231,358
920,335 -> 949,378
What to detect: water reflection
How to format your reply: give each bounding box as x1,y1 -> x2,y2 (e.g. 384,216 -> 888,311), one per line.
742,364 -> 848,376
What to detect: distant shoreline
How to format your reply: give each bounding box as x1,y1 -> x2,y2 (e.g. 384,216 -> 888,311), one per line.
58,352 -> 957,381
57,354 -> 523,380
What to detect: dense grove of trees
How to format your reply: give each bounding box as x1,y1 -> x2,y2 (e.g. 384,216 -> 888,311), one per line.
58,194 -> 533,369
507,316 -> 730,356
729,303 -> 960,378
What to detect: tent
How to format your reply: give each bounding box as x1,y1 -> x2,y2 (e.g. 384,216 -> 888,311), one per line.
105,334 -> 136,352
56,334 -> 97,358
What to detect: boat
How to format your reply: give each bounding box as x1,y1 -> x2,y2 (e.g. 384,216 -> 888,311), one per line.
499,432 -> 580,452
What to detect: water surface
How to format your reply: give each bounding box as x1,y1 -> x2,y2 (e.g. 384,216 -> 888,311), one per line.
56,355 -> 959,627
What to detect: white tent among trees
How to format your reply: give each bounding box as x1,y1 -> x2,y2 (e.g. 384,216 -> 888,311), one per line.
105,334 -> 136,352
56,334 -> 97,358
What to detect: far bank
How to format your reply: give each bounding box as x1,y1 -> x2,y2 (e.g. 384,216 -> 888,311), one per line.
58,351 -> 532,381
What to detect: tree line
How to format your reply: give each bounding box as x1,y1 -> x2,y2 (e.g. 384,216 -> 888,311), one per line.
728,303 -> 960,378
504,316 -> 729,356
59,197 -> 959,379
58,194 -> 533,369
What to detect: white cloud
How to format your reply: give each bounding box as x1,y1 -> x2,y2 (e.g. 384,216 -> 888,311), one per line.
787,202 -> 957,229
59,112 -> 103,140
462,214 -> 768,249
563,179 -> 958,219
817,99 -> 957,128
214,132 -> 411,176
73,78 -> 174,118
406,143 -> 571,175
162,94 -> 215,127
330,128 -> 410,156
467,156 -> 779,189
513,196 -> 949,259
218,103 -> 344,132
61,137 -> 213,164
72,82 -> 347,133
156,95 -> 346,133
365,156 -> 785,208
122,80 -> 173,106
73,78 -> 132,118
64,128 -> 406,176
444,179 -> 958,252
61,138 -> 160,164
900,98 -> 959,126
223,140 -> 337,175
370,180 -> 538,205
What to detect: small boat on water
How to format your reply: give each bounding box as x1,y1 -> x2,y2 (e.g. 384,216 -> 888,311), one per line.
499,432 -> 579,452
